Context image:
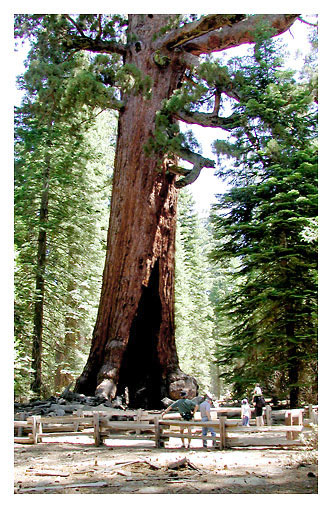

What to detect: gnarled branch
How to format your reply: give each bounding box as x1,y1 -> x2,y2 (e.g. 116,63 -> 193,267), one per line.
179,14 -> 299,55
154,14 -> 246,51
172,148 -> 215,188
174,110 -> 242,131
64,35 -> 127,56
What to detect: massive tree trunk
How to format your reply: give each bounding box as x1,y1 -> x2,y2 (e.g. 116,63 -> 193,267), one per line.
75,15 -> 198,407
73,13 -> 299,408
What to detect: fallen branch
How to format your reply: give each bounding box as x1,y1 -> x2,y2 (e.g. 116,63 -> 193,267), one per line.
114,458 -> 161,470
26,469 -> 70,477
17,481 -> 109,493
114,459 -> 145,466
116,469 -> 132,477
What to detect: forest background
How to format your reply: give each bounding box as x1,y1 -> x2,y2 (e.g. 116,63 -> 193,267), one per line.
5,4 -> 325,413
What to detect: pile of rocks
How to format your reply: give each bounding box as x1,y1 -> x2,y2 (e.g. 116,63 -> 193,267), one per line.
14,389 -> 127,419
14,390 -> 204,420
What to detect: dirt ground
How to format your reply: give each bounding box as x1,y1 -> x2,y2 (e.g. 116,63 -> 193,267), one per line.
14,433 -> 318,495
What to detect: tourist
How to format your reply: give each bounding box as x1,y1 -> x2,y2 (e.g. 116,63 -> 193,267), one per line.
199,394 -> 217,448
241,398 -> 251,427
253,389 -> 265,426
161,391 -> 198,448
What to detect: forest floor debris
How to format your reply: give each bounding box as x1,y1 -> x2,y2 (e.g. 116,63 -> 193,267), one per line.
14,435 -> 318,494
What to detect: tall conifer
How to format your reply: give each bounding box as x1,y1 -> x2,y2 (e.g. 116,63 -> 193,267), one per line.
14,49 -> 116,396
210,30 -> 318,406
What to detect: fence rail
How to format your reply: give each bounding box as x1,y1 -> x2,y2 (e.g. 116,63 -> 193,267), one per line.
14,404 -> 317,449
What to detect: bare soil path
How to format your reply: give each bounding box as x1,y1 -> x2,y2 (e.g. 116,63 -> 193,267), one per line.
14,435 -> 317,494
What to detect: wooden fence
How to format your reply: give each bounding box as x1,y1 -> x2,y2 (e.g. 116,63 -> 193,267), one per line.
14,404 -> 317,449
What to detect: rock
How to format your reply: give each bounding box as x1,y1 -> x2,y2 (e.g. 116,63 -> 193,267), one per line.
54,408 -> 66,417
30,399 -> 44,406
47,396 -> 59,403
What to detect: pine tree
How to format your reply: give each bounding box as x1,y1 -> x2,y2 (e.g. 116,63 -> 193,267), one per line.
210,30 -> 318,406
14,48 -> 116,396
175,190 -> 215,394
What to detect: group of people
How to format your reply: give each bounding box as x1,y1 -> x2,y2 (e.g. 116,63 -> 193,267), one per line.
161,391 -> 216,448
161,383 -> 266,448
241,383 -> 266,427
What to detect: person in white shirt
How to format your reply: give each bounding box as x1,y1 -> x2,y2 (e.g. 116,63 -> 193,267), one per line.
199,395 -> 216,448
241,398 -> 251,426
253,383 -> 262,396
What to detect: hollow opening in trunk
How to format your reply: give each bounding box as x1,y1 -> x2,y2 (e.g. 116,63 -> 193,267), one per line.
116,260 -> 164,409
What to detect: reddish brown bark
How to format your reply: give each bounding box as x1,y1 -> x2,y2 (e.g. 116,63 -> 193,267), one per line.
74,14 -> 299,408
75,15 -> 197,407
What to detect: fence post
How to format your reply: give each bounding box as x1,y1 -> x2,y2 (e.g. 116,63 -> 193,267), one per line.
285,410 -> 292,440
74,409 -> 82,431
31,416 -> 38,444
154,417 -> 161,448
93,412 -> 101,447
308,404 -> 313,422
265,404 -> 272,426
219,417 -> 226,450
292,409 -> 302,439
17,413 -> 25,437
136,409 -> 143,435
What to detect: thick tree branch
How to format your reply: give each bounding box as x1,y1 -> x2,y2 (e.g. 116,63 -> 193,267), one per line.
179,14 -> 299,55
174,110 -> 242,131
154,14 -> 246,51
172,148 -> 215,188
63,15 -> 126,56
212,91 -> 221,116
64,35 -> 127,56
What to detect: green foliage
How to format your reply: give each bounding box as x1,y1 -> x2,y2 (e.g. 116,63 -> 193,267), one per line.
175,190 -> 216,394
15,108 -> 116,396
115,63 -> 153,98
209,34 -> 318,405
14,41 -> 117,396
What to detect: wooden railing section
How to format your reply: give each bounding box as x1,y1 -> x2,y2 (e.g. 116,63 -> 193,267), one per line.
14,404 -> 317,448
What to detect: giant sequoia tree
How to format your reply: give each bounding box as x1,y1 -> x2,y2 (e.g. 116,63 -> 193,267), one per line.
15,14 -> 299,408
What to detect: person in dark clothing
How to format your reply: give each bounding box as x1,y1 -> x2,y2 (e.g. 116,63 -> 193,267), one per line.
253,394 -> 265,426
161,391 -> 198,448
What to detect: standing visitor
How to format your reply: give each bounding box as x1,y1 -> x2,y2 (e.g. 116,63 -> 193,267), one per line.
199,394 -> 217,448
241,398 -> 251,426
253,391 -> 265,426
161,391 -> 198,448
